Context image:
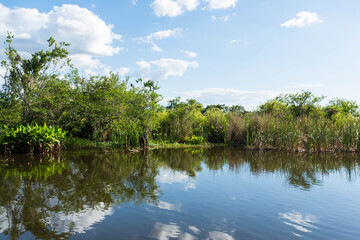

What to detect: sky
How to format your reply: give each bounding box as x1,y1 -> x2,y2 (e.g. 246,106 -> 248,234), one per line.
0,0 -> 359,109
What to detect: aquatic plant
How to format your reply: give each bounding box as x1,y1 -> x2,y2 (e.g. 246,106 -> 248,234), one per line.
0,123 -> 67,154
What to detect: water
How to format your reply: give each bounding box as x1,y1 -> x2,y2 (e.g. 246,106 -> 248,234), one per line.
0,148 -> 359,239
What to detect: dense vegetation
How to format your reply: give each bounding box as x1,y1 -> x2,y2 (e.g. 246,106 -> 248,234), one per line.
1,34 -> 360,153
0,124 -> 66,155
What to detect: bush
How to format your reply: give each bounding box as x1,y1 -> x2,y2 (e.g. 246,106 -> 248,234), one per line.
184,136 -> 205,145
0,123 -> 67,155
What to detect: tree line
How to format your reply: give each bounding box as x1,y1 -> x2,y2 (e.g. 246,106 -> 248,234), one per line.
1,34 -> 360,152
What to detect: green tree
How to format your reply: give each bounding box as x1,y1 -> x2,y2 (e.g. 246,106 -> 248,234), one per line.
0,33 -> 71,124
159,98 -> 204,142
325,98 -> 359,118
127,79 -> 162,148
276,91 -> 325,117
260,91 -> 325,118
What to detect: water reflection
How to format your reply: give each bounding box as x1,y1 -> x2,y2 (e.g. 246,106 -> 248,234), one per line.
0,148 -> 359,239
0,152 -> 160,239
208,231 -> 234,240
157,169 -> 197,190
44,202 -> 113,234
149,222 -> 183,240
279,212 -> 318,237
152,148 -> 360,190
155,201 -> 181,212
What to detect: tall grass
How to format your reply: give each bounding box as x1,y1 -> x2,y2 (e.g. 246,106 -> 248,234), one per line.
231,113 -> 360,152
157,111 -> 360,153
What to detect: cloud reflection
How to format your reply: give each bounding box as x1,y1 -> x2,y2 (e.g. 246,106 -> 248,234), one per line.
45,202 -> 113,234
149,222 -> 203,240
158,168 -> 197,190
279,212 -> 318,237
208,231 -> 234,240
156,201 -> 181,212
0,207 -> 9,234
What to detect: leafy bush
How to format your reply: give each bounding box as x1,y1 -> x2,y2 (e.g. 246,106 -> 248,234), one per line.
0,123 -> 67,154
184,136 -> 205,145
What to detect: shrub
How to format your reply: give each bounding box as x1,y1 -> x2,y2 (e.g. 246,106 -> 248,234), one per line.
0,123 -> 67,155
184,136 -> 205,145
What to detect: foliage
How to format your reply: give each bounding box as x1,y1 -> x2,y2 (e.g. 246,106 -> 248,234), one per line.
1,35 -> 360,153
0,33 -> 71,124
325,98 -> 359,118
0,124 -> 67,154
259,91 -> 325,118
184,136 -> 205,145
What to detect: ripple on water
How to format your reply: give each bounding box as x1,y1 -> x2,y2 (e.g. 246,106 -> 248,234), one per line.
279,212 -> 318,237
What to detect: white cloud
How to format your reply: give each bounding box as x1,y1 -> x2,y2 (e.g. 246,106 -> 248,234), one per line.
286,83 -> 324,88
152,44 -> 163,52
179,87 -> 284,109
220,16 -> 229,21
0,4 -> 122,56
0,3 -> 123,75
229,40 -> 239,44
184,50 -> 197,58
150,0 -> 199,17
146,28 -> 184,41
281,11 -> 323,28
135,58 -> 198,80
70,54 -> 105,70
114,67 -> 131,77
133,28 -> 183,52
151,59 -> 199,80
0,66 -> 6,86
178,0 -> 199,11
211,15 -> 229,22
135,61 -> 152,78
70,55 -> 130,77
204,0 -> 238,10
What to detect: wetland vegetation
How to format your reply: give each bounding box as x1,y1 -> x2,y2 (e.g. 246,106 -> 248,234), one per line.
1,34 -> 360,154
1,35 -> 360,240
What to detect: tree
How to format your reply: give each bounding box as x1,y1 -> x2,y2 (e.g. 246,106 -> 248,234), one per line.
0,33 -> 71,123
159,98 -> 204,142
127,79 -> 162,148
276,91 -> 325,117
325,98 -> 359,118
259,91 -> 325,118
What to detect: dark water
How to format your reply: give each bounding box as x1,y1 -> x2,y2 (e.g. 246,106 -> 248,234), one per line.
0,148 -> 359,240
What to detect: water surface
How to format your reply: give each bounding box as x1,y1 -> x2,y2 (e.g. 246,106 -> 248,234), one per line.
0,148 -> 359,239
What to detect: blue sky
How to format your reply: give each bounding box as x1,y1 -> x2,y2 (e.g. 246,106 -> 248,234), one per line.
0,0 -> 359,109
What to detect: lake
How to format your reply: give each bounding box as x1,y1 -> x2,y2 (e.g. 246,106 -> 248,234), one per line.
0,148 -> 359,239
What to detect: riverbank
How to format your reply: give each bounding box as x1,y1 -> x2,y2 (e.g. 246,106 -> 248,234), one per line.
64,138 -> 360,153
64,138 -> 217,151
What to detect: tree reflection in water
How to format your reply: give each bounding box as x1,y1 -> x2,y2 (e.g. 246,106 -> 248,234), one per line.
0,152 -> 160,239
0,148 -> 359,239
